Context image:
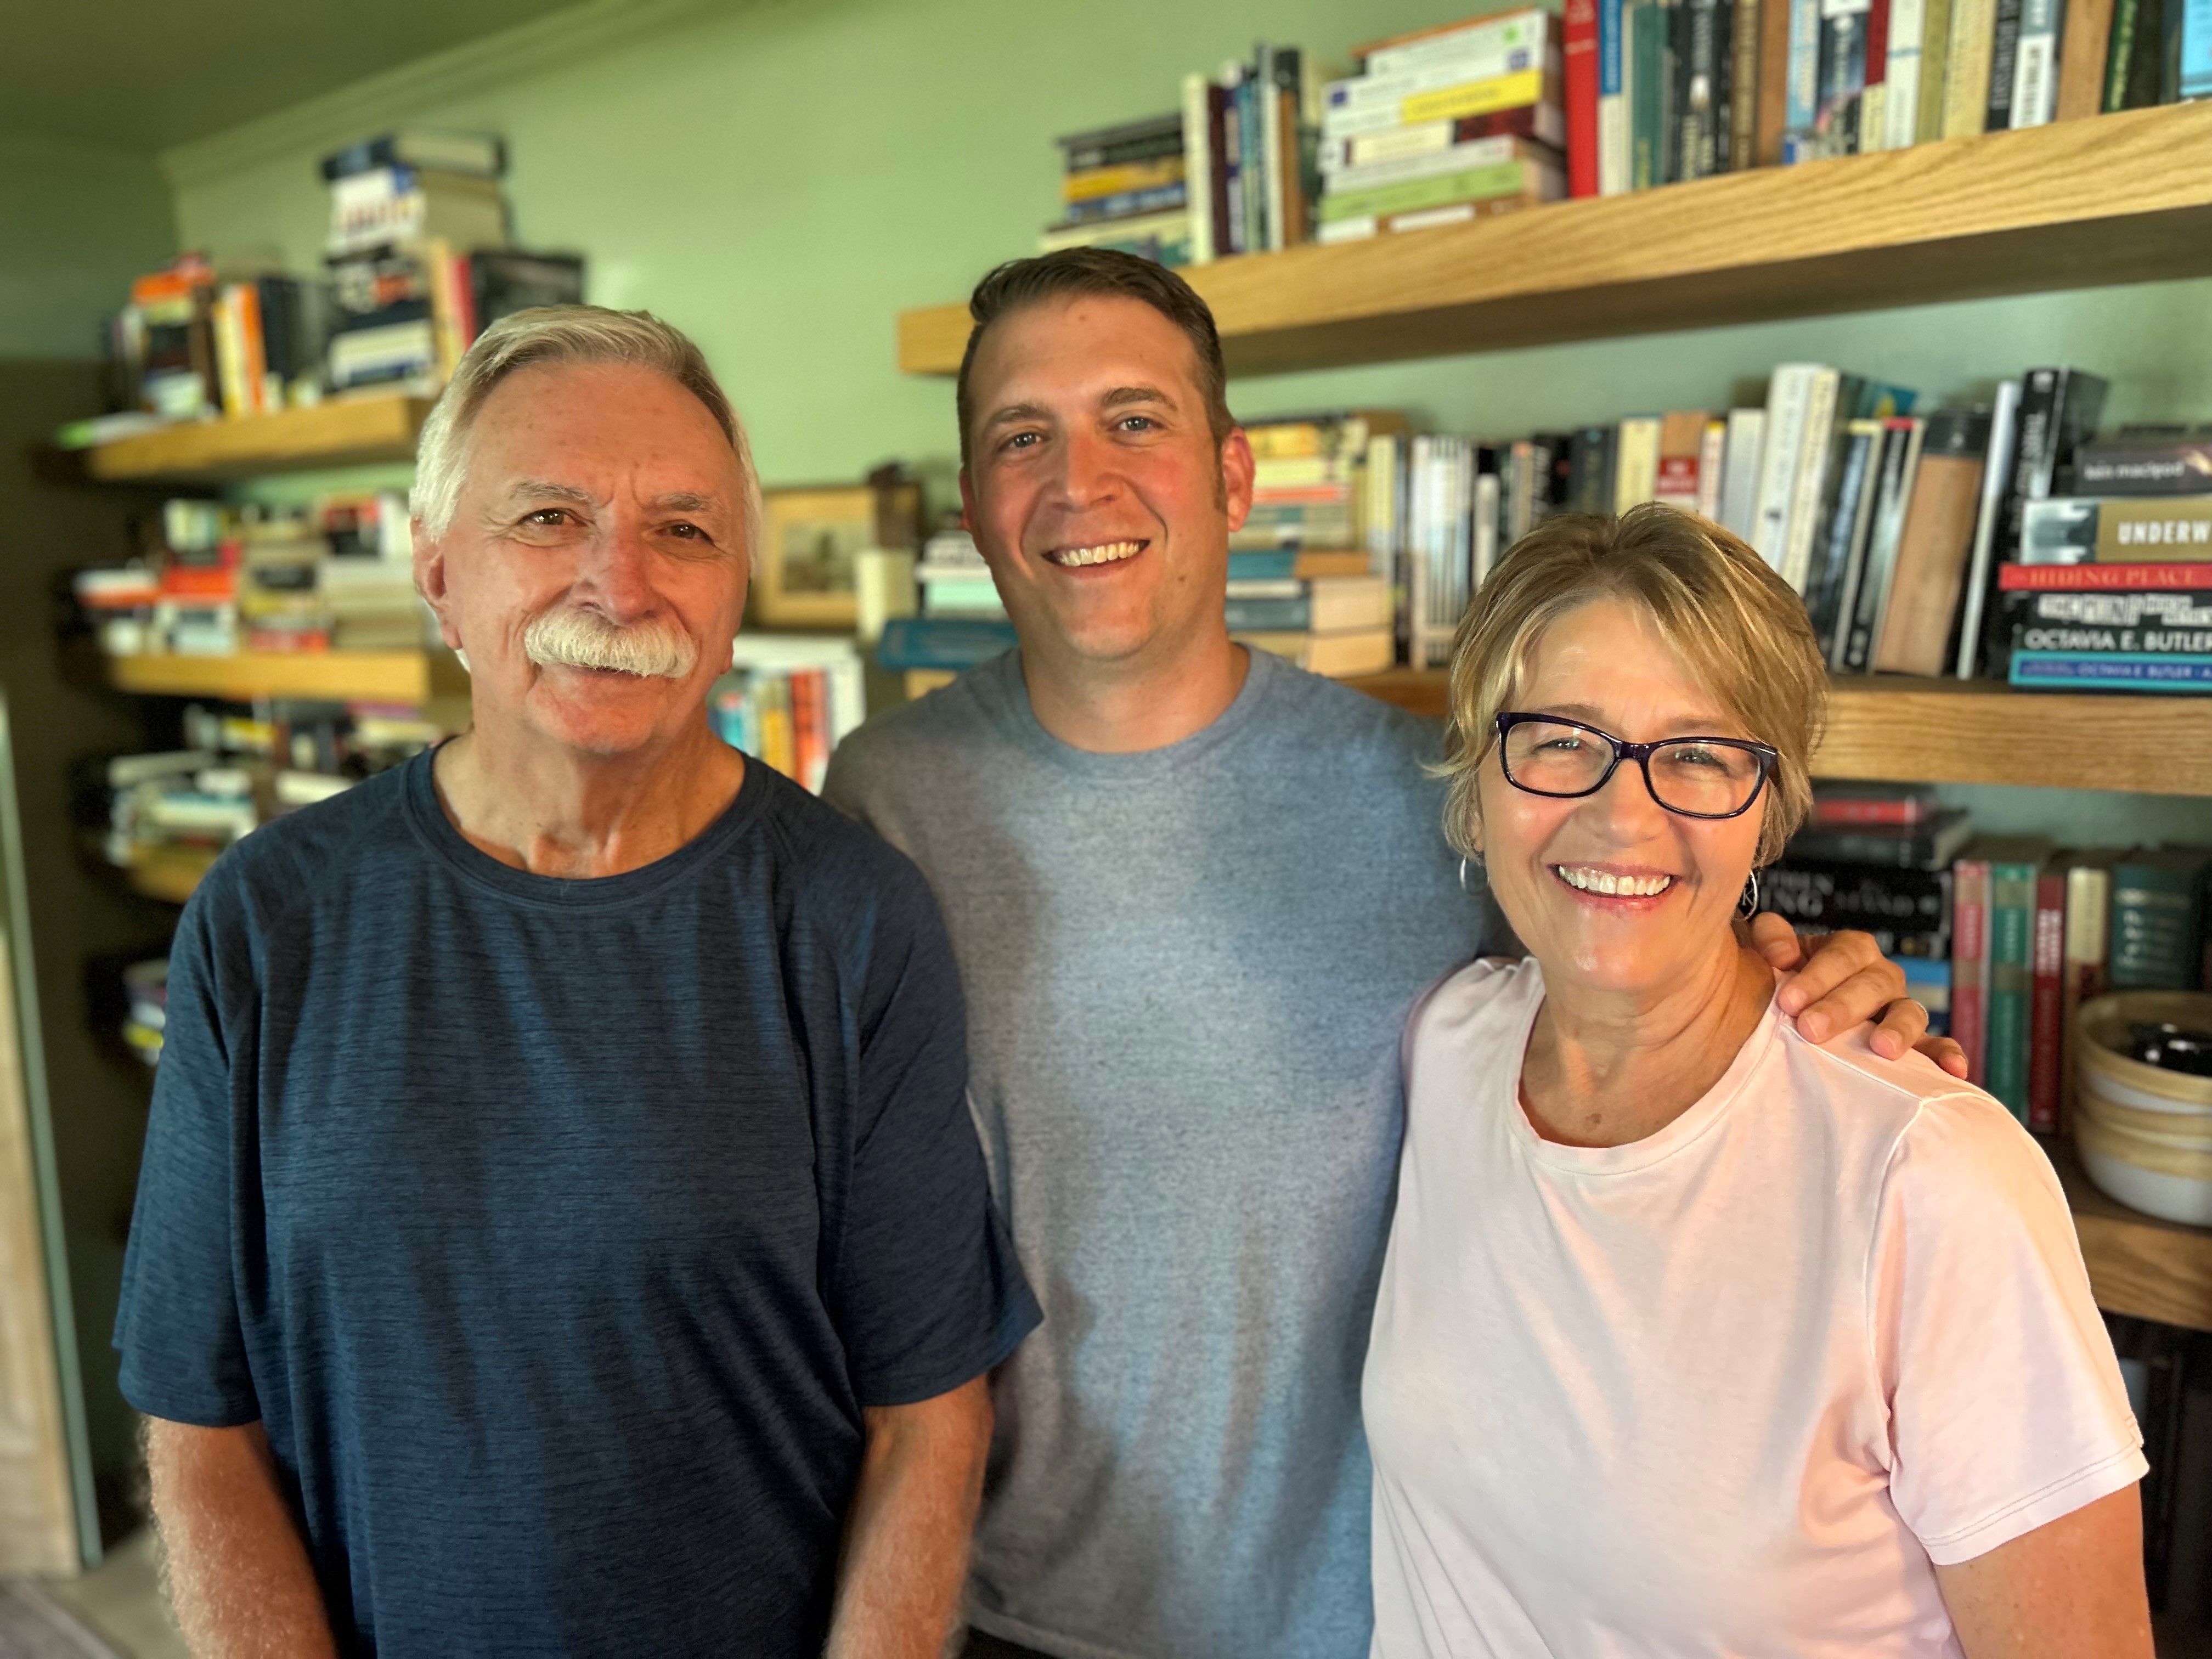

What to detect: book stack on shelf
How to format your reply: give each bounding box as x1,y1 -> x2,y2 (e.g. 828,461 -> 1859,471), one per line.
1231,413 -> 1402,675
93,252 -> 313,429
709,636 -> 867,794
916,528 -> 1007,619
1045,114 -> 1198,267
121,960 -> 167,1068
1766,781 -> 1966,1034
2001,426 -> 2212,691
323,129 -> 584,393
1317,8 -> 1567,244
73,493 -> 425,659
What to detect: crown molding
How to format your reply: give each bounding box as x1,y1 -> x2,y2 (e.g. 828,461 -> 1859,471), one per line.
158,0 -> 744,190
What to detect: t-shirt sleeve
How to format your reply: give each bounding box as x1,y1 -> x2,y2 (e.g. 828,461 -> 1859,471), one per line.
1874,1095 -> 2146,1565
112,877 -> 259,1427
831,863 -> 1040,1407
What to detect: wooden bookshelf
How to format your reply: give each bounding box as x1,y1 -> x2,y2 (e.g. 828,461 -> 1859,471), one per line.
80,396 -> 431,483
2047,1135 -> 2212,1333
104,649 -> 463,706
1345,672 -> 2212,797
122,847 -> 217,907
898,104 -> 2212,377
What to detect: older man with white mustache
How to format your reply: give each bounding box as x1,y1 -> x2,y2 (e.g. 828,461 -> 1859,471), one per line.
114,307 -> 1039,1659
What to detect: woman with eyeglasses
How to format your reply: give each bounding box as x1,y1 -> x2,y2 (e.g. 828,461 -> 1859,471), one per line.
1363,505 -> 2150,1657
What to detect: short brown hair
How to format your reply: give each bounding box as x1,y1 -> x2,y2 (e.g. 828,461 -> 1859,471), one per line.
1438,504 -> 1829,867
954,250 -> 1235,467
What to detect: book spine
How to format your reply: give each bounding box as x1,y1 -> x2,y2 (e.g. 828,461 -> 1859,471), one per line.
1602,0 -> 1632,190
1942,0 -> 1997,134
1916,0 -> 1957,133
2102,0 -> 2141,107
1753,366 -> 1813,568
1990,862 -> 2035,1124
1985,0 -> 2027,128
1787,0 -> 1825,141
1259,46 -> 1285,251
1697,419 -> 1729,519
1815,797 -> 1934,825
1999,559 -> 2212,589
2010,0 -> 2065,121
1730,0 -> 1765,162
1864,0 -> 1895,148
2061,863 -> 2111,1132
2010,652 -> 2212,687
1954,377 -> 2022,677
2028,867 -> 2066,1131
1182,73 -> 1216,264
2111,862 -> 2207,989
1886,0 -> 1929,143
1567,0 -> 1604,193
1953,857 -> 1992,1087
1782,369 -> 1842,592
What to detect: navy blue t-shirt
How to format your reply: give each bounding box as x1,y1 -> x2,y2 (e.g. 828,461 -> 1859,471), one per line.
115,750 -> 1040,1656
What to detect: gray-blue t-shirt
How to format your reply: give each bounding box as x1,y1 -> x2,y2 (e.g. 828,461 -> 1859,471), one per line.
823,648 -> 1489,1659
114,750 -> 1039,1657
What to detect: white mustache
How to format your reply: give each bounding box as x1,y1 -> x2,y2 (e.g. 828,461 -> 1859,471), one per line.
522,608 -> 699,680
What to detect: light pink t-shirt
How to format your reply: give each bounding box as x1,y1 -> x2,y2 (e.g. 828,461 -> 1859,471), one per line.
1364,957 -> 2145,1658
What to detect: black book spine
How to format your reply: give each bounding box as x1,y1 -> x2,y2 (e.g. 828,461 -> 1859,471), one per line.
1765,861 -> 1953,937
1985,0 -> 2026,128
1805,428 -> 1873,657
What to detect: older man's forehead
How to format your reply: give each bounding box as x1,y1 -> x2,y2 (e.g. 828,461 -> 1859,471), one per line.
496,477 -> 732,516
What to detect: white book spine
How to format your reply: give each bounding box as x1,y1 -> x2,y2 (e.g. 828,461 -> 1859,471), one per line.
1955,379 -> 2023,678
1259,48 -> 1286,252
1752,367 -> 1815,569
1364,7 -> 1551,78
1884,0 -> 1928,148
1692,421 -> 1725,521
1719,409 -> 1767,539
1181,74 -> 1216,265
1474,471 -> 1502,589
1615,416 -> 1662,511
1781,369 -> 1843,593
2010,0 -> 2063,126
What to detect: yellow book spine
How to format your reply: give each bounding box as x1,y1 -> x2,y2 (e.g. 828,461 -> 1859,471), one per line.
1401,66 -> 1547,125
1063,156 -> 1187,201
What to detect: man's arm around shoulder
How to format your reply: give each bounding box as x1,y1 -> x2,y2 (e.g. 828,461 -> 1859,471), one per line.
145,1417 -> 336,1657
826,1376 -> 993,1659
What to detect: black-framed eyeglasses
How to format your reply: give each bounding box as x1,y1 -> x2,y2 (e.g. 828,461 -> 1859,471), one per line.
1493,712 -> 1779,820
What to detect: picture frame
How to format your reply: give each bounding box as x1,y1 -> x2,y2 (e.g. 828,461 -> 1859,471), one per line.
753,479 -> 922,629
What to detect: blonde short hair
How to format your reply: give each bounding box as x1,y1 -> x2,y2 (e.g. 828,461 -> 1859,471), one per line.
1438,504 -> 1828,867
411,304 -> 761,554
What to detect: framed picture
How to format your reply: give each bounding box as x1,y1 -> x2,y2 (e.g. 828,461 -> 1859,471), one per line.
753,479 -> 922,629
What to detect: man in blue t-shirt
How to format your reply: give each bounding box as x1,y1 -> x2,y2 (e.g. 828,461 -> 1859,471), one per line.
115,306 -> 1038,1658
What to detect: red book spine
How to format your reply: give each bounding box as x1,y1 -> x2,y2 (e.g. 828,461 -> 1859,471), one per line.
1864,0 -> 1891,96
1953,859 -> 1990,1087
2027,869 -> 2066,1132
1565,0 -> 1600,196
1997,561 -> 2212,590
1812,798 -> 1929,826
794,668 -> 829,793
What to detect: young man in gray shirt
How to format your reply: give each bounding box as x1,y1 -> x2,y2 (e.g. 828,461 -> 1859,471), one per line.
823,252 -> 1957,1659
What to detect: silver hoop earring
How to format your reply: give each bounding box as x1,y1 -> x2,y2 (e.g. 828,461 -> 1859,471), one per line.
1459,857 -> 1474,894
1736,870 -> 1760,920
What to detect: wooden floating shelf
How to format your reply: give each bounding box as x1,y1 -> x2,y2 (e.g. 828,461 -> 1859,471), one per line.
1344,671 -> 2212,797
2047,1134 -> 2212,1333
899,104 -> 2212,378
122,847 -> 216,907
104,649 -> 464,706
81,396 -> 431,483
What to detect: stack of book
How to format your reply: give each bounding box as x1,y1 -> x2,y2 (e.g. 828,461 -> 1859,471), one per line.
122,959 -> 167,1068
2001,428 -> 2212,691
710,636 -> 868,794
1767,781 -> 1965,1032
915,528 -> 1006,618
107,253 -> 312,420
1317,8 -> 1568,243
75,490 -> 425,659
1043,114 -> 1196,267
1226,553 -> 1396,675
1949,843 -> 2210,1131
322,128 -> 585,393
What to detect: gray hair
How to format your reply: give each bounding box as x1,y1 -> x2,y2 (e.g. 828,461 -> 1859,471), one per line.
410,304 -> 762,555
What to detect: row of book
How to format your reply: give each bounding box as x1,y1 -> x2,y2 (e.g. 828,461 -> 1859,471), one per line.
65,128 -> 580,445
74,494 -> 425,658
709,637 -> 868,794
1768,781 -> 2212,1131
1035,0 -> 2208,275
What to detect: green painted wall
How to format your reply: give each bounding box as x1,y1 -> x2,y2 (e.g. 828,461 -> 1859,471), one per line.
0,134 -> 176,361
